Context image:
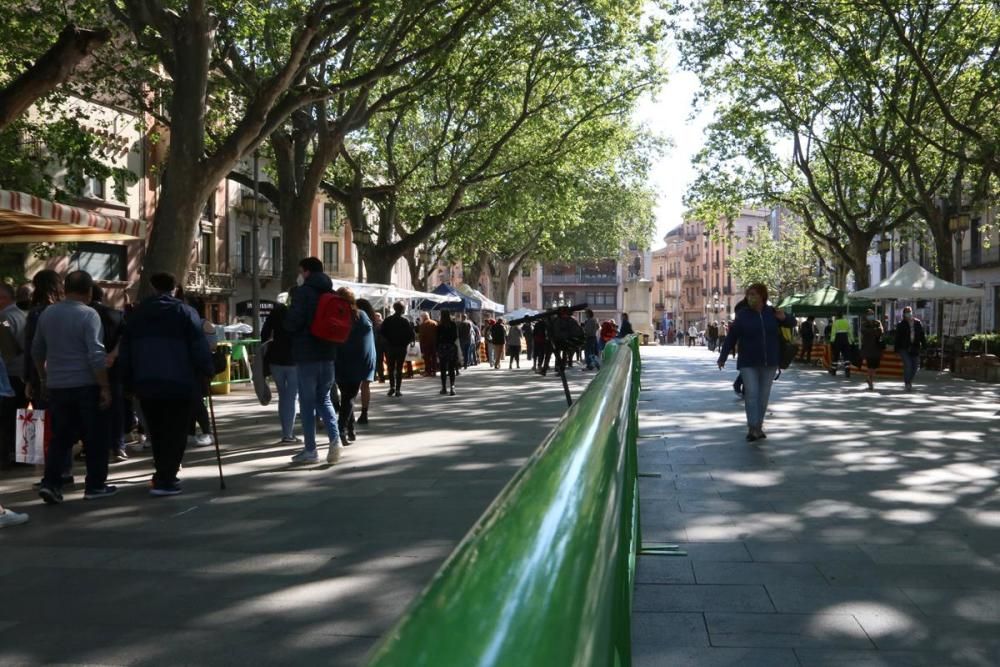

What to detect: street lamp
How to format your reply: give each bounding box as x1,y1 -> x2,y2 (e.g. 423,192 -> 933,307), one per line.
949,211 -> 971,278
877,235 -> 891,281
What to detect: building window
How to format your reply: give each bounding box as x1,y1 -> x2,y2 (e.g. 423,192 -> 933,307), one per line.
747,226 -> 754,238
69,242 -> 126,281
584,292 -> 615,306
522,267 -> 531,277
85,174 -> 105,200
200,233 -> 212,267
202,193 -> 216,221
323,241 -> 339,272
324,204 -> 338,231
240,233 -> 251,274
522,291 -> 531,304
271,236 -> 281,276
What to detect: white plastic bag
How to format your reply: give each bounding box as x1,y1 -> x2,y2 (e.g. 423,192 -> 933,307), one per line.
15,407 -> 46,465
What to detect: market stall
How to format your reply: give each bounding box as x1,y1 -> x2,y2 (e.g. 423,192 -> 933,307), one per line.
0,189 -> 146,242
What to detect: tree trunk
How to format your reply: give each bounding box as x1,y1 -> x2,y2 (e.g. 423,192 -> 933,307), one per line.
142,170 -> 211,296
138,13 -> 212,298
280,196 -> 313,289
849,232 -> 873,290
926,213 -> 957,282
360,245 -> 397,285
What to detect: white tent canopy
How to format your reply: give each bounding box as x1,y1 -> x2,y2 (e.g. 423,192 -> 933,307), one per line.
850,261 -> 985,300
456,283 -> 505,313
503,307 -> 539,321
277,280 -> 461,310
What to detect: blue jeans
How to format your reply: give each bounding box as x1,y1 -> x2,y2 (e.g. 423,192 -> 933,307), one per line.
44,385 -> 110,491
271,364 -> 298,440
585,336 -> 600,369
295,361 -> 338,452
900,351 -> 919,384
739,366 -> 777,430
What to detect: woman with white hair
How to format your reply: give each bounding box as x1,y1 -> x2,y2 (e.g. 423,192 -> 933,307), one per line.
261,290 -> 299,444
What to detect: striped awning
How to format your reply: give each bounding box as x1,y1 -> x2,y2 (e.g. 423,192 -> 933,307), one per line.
0,189 -> 146,242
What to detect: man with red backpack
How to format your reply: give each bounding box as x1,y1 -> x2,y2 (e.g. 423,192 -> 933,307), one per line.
284,257 -> 342,464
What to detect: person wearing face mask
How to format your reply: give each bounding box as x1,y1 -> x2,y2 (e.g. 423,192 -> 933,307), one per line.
717,284 -> 792,442
859,308 -> 884,391
894,306 -> 926,391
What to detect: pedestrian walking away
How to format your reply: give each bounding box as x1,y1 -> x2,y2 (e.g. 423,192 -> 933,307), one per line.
437,311 -> 460,394
687,323 -> 698,347
894,306 -> 926,392
582,309 -> 600,370
506,320 -> 523,369
261,291 -> 298,443
283,257 -> 341,464
859,308 -> 884,391
418,312 -> 439,376
717,283 -> 792,442
355,298 -> 380,426
489,318 -> 507,369
334,289 -> 376,448
119,272 -> 214,496
0,282 -> 28,469
381,302 -> 415,397
828,313 -> 854,377
618,313 -> 634,338
798,316 -> 817,363
185,295 -> 217,448
457,313 -> 474,370
32,271 -> 116,503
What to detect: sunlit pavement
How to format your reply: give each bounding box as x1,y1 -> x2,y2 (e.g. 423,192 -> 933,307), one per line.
632,344 -> 1000,667
0,360 -> 590,666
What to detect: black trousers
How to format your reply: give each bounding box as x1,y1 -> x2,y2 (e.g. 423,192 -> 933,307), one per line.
385,346 -> 407,391
800,339 -> 814,361
336,381 -> 361,433
141,398 -> 194,485
190,398 -> 210,436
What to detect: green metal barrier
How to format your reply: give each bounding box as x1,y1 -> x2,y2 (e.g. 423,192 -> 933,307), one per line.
366,335 -> 644,667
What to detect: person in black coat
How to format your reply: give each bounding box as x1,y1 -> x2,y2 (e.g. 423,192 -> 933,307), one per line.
381,302 -> 416,397
894,306 -> 926,392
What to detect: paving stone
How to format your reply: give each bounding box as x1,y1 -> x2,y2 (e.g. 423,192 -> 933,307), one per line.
794,648 -> 974,667
705,612 -> 874,649
634,584 -> 775,613
745,542 -> 871,563
902,587 -> 1000,621
634,646 -> 799,667
674,542 -> 753,562
631,612 -> 710,647
635,556 -> 695,584
693,561 -> 828,586
859,544 -> 992,566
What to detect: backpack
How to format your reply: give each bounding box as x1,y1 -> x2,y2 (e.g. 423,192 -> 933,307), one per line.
309,292 -> 352,343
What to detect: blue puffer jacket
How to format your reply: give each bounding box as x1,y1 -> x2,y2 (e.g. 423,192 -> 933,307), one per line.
284,272 -> 338,363
119,294 -> 214,399
718,305 -> 792,369
336,311 -> 376,383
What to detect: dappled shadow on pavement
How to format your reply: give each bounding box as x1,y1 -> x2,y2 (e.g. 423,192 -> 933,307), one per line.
632,345 -> 1000,667
0,362 -> 592,666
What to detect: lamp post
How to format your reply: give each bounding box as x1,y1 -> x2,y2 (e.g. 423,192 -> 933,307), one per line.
948,210 -> 970,279
250,149 -> 261,337
877,235 -> 891,282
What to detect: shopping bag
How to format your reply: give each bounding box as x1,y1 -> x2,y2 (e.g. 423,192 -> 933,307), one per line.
15,407 -> 47,464
405,342 -> 421,361
252,340 -> 272,406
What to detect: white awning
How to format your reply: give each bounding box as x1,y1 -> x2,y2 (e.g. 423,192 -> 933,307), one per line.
850,261 -> 985,300
0,189 -> 145,242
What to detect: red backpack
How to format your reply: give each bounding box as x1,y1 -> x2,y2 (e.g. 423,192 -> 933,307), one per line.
309,292 -> 352,343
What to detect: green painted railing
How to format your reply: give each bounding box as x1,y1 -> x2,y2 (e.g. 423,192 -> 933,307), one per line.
366,335 -> 644,667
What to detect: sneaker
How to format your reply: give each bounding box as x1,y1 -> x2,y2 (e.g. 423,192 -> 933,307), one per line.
278,436 -> 301,444
84,485 -> 119,500
290,449 -> 319,463
149,483 -> 183,497
449,388 -> 455,396
439,388 -> 448,395
33,476 -> 74,489
195,434 -> 214,447
346,428 -> 356,442
0,508 -> 29,528
326,444 -> 342,464
114,448 -> 129,462
38,486 -> 63,505
387,389 -> 396,397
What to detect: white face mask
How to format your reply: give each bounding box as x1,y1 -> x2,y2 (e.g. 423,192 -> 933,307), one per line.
904,312 -> 912,320
296,274 -> 305,287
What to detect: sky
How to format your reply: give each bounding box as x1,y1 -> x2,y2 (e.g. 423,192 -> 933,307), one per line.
635,44 -> 714,249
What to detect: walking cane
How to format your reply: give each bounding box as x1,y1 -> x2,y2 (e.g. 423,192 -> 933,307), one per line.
205,381 -> 226,490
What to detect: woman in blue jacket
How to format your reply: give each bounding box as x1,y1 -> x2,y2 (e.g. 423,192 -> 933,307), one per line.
334,288 -> 376,451
717,283 -> 792,442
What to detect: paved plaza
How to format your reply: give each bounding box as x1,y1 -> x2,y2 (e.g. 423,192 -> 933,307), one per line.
633,345 -> 1000,667
0,363 -> 589,666
3,344 -> 1000,666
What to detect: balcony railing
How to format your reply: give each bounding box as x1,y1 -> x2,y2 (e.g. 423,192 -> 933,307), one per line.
683,252 -> 698,262
666,268 -> 679,277
682,274 -> 701,283
684,233 -> 699,242
543,274 -> 617,285
963,246 -> 1000,269
186,264 -> 235,294
656,274 -> 664,282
